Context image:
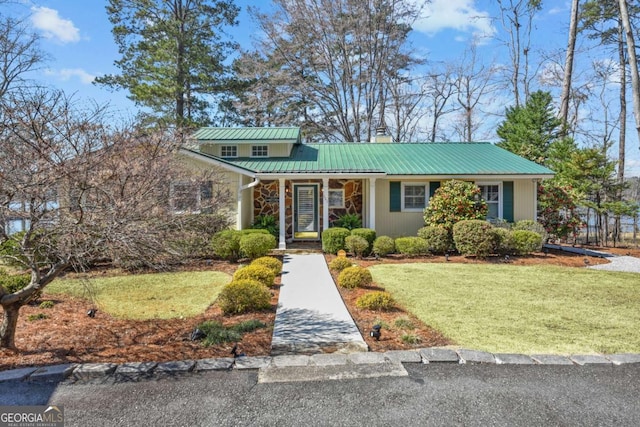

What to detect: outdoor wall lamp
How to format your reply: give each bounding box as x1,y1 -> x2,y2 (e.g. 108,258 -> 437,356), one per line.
370,324 -> 382,341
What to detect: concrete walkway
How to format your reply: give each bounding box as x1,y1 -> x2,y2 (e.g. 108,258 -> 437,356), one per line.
544,243 -> 640,273
271,253 -> 367,355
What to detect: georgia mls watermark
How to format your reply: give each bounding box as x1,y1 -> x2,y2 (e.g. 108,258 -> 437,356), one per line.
0,405 -> 64,427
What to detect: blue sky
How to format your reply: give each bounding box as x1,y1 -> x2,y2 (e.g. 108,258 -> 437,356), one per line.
5,0 -> 640,175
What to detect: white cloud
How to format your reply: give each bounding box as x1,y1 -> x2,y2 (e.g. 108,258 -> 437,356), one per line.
412,0 -> 496,40
46,68 -> 95,84
30,6 -> 80,43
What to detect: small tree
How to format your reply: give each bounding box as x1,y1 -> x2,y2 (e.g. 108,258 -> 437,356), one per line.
424,180 -> 488,232
537,181 -> 583,242
0,89 -> 231,349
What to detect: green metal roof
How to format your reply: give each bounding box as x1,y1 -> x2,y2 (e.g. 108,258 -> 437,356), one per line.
214,142 -> 554,176
193,127 -> 301,143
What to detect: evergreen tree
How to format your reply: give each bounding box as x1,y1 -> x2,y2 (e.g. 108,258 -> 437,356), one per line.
496,91 -> 562,165
95,0 -> 239,130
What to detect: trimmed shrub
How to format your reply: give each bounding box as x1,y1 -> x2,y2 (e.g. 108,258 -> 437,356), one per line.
0,270 -> 31,294
423,180 -> 488,232
338,266 -> 373,289
250,256 -> 283,276
333,213 -> 362,230
239,233 -> 276,259
329,257 -> 354,272
511,230 -> 543,255
322,227 -> 351,254
513,220 -> 548,243
372,236 -> 395,257
345,235 -> 369,258
351,228 -> 376,253
356,291 -> 395,311
491,227 -> 514,255
217,279 -> 272,315
394,237 -> 429,256
417,226 -> 452,254
233,264 -> 276,288
453,220 -> 498,257
210,229 -> 242,261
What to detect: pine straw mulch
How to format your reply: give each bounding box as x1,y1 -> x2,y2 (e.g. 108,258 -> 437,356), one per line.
1,246 -> 638,371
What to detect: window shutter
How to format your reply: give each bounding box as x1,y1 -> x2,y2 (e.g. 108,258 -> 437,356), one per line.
503,181 -> 514,222
389,181 -> 401,212
429,181 -> 441,198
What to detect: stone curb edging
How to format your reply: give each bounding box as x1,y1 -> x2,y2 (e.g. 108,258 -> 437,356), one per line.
2,349 -> 639,384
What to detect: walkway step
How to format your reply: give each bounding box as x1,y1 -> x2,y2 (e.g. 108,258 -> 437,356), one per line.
271,253 -> 367,355
258,361 -> 408,384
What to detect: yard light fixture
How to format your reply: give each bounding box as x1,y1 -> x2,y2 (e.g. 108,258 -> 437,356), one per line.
87,308 -> 97,318
445,253 -> 449,262
370,324 -> 382,341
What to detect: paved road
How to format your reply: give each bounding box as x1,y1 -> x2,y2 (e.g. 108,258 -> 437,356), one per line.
2,363 -> 638,426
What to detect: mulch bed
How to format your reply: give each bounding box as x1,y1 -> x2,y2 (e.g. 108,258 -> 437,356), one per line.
1,245 -> 637,371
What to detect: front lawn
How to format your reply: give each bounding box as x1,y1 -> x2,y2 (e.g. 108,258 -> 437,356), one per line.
46,271 -> 231,320
370,263 -> 640,354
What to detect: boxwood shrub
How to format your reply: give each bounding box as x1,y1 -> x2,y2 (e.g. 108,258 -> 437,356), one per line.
338,266 -> 373,289
250,256 -> 283,276
417,226 -> 452,254
356,291 -> 395,311
372,236 -> 395,257
217,279 -> 272,315
329,257 -> 353,271
239,233 -> 276,259
453,220 -> 498,257
345,235 -> 369,258
511,230 -> 543,255
350,228 -> 376,254
322,227 -> 351,254
394,236 -> 429,256
233,264 -> 276,287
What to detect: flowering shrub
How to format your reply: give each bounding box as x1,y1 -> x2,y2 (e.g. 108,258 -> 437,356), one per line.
424,180 -> 488,232
537,182 -> 582,241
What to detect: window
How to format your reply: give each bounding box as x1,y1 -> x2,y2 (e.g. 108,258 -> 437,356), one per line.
478,183 -> 501,220
251,145 -> 268,157
220,145 -> 237,158
402,183 -> 427,211
171,181 -> 213,213
328,189 -> 344,208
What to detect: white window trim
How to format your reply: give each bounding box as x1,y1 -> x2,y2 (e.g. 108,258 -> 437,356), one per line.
251,145 -> 269,158
220,145 -> 238,158
477,181 -> 503,220
328,189 -> 345,208
401,182 -> 428,212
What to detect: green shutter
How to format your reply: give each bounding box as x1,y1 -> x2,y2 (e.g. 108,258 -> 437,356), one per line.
429,181 -> 440,198
503,181 -> 514,222
389,181 -> 401,212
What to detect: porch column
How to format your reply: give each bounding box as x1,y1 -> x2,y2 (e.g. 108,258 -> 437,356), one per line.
368,177 -> 376,230
278,178 -> 286,249
236,176 -> 243,230
322,177 -> 329,232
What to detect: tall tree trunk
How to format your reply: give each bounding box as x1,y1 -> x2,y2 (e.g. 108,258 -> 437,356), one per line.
616,20 -> 627,244
618,0 -> 640,143
559,0 -> 579,133
0,303 -> 21,350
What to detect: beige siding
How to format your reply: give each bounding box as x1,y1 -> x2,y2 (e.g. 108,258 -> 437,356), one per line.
199,143 -> 292,158
514,179 -> 536,221
374,179 -> 426,237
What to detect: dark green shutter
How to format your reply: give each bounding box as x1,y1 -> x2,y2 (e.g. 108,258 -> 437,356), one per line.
389,181 -> 401,212
503,181 -> 514,222
429,181 -> 440,198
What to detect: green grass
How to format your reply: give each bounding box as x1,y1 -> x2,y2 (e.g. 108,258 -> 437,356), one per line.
46,271 -> 231,320
370,263 -> 640,355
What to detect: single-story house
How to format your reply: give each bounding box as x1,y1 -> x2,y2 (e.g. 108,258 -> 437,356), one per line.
179,127 -> 554,249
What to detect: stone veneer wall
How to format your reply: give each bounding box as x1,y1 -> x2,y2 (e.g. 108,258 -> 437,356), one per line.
253,179 -> 364,240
